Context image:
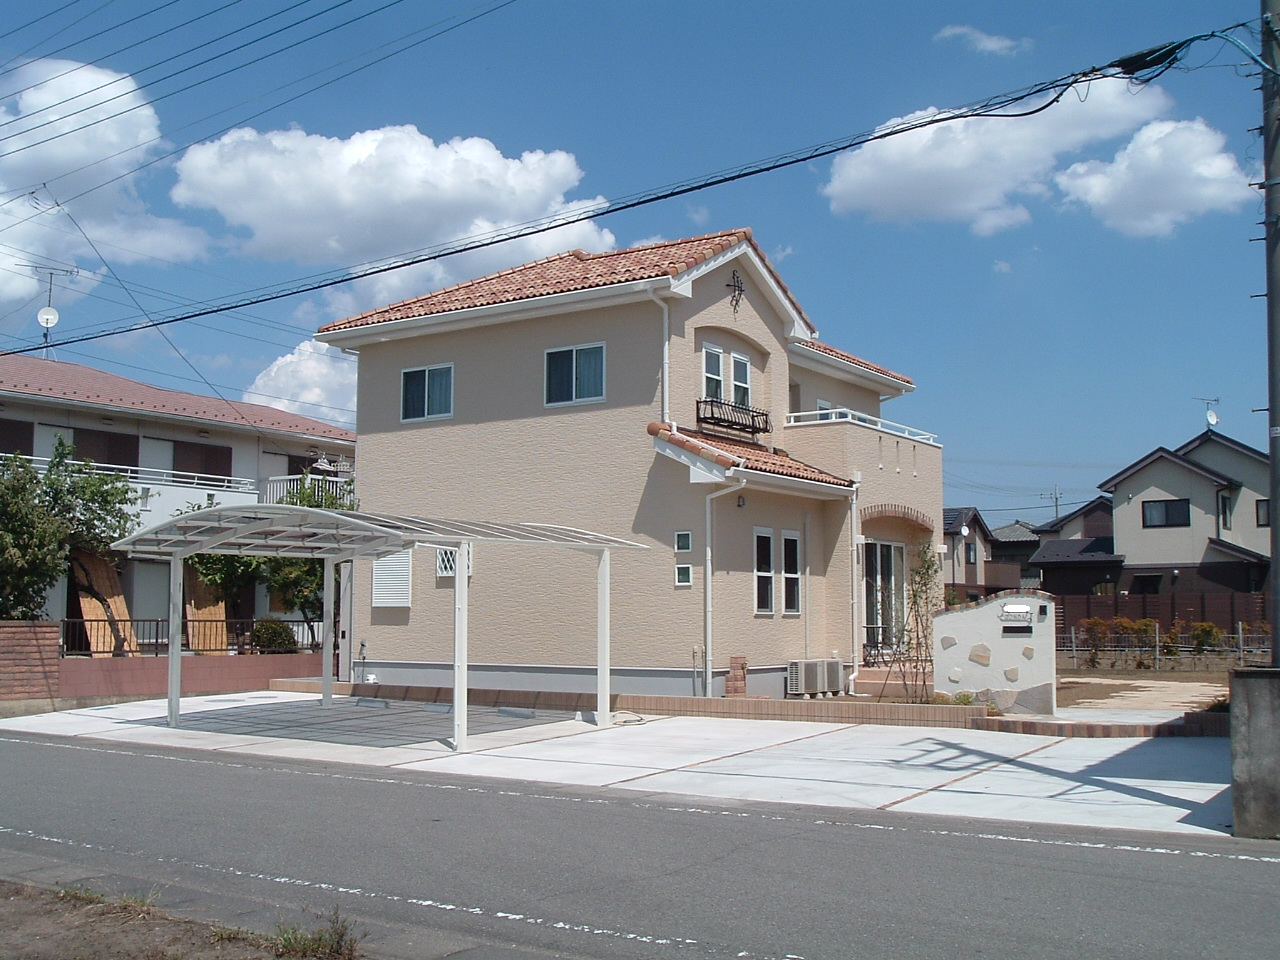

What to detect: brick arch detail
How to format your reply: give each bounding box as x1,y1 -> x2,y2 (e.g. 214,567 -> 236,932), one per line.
859,503 -> 934,532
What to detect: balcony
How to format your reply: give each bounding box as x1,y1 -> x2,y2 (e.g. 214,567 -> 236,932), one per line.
785,408 -> 938,445
696,398 -> 772,439
21,454 -> 257,491
261,473 -> 357,507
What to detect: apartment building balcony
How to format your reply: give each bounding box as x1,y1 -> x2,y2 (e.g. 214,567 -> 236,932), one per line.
260,473 -> 356,507
785,407 -> 938,444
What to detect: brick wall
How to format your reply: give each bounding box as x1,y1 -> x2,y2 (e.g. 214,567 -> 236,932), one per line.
0,621 -> 60,703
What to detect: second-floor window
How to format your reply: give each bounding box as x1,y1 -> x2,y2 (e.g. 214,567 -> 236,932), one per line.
546,343 -> 605,405
1218,491 -> 1233,531
704,345 -> 751,406
1258,498 -> 1270,527
965,542 -> 977,565
1142,498 -> 1190,528
402,364 -> 453,421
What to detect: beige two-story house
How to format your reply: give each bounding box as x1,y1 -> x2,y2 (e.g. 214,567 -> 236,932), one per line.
1096,429 -> 1269,595
318,229 -> 942,697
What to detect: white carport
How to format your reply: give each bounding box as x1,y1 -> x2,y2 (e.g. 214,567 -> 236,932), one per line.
112,504 -> 645,750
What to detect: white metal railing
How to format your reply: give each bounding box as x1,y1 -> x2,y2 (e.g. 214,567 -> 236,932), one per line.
20,454 -> 257,491
261,473 -> 354,505
785,408 -> 939,444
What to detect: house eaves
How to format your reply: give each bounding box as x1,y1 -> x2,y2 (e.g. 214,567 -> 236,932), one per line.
1098,447 -> 1239,493
787,341 -> 914,399
1206,537 -> 1270,564
1174,429 -> 1268,465
1033,495 -> 1112,534
317,278 -> 670,348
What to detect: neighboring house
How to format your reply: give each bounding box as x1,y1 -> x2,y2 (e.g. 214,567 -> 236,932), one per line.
988,519 -> 1043,589
1028,496 -> 1118,595
0,352 -> 355,630
317,228 -> 943,697
942,507 -> 1020,601
1097,430 -> 1269,595
1031,432 -> 1268,598
1033,495 -> 1113,543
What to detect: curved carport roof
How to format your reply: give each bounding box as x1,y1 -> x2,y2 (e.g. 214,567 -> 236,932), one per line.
113,504 -> 646,749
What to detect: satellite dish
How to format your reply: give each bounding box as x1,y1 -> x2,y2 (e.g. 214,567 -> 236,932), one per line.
1206,409 -> 1220,427
960,524 -> 970,537
37,306 -> 59,329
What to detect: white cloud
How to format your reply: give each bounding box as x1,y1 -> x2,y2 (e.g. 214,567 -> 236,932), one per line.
823,79 -> 1175,235
992,260 -> 1012,273
243,340 -> 356,427
0,60 -> 206,312
171,125 -> 615,297
687,204 -> 710,226
1054,119 -> 1256,236
935,25 -> 1032,56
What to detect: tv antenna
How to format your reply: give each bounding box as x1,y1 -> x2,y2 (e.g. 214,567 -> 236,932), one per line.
17,264 -> 76,359
1193,396 -> 1220,430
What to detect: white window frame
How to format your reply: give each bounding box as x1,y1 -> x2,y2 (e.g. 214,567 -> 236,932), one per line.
401,363 -> 454,422
675,563 -> 693,587
782,530 -> 801,615
816,398 -> 833,421
864,540 -> 906,653
674,530 -> 692,553
372,550 -> 412,607
754,526 -> 774,615
703,346 -> 724,400
435,545 -> 473,578
731,353 -> 751,407
544,342 -> 605,406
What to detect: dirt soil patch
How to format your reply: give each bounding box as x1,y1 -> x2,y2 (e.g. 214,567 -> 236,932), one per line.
0,882 -> 361,960
1057,674 -> 1228,710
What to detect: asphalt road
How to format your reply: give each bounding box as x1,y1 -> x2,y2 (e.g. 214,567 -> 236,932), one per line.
0,731 -> 1276,960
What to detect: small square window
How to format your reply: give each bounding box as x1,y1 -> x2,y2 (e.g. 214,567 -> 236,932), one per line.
402,364 -> 453,421
675,564 -> 693,586
674,531 -> 692,552
546,343 -> 604,405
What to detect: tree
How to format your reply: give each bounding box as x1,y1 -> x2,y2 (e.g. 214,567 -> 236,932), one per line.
0,439 -> 137,627
261,471 -> 355,645
0,456 -> 68,620
882,538 -> 941,703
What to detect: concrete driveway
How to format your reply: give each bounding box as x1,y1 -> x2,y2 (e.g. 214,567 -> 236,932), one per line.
0,691 -> 1233,836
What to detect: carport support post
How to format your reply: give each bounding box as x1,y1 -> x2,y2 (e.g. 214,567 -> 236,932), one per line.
321,557 -> 335,707
597,548 -> 611,726
453,542 -> 470,751
167,554 -> 185,728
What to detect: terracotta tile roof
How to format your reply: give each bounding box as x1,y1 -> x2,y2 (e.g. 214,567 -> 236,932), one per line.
320,228 -> 812,333
647,421 -> 852,488
0,353 -> 354,443
796,340 -> 912,386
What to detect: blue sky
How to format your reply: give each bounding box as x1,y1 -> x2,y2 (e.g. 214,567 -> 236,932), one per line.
0,1 -> 1265,524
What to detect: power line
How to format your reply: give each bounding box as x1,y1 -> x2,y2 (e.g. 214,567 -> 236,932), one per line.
1,20 -> 1259,360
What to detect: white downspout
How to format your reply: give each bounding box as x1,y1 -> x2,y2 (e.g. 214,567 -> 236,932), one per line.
803,511 -> 811,660
648,289 -> 670,423
847,478 -> 860,692
705,479 -> 747,697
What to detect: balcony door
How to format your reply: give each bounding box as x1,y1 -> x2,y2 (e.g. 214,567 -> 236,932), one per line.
863,541 -> 905,660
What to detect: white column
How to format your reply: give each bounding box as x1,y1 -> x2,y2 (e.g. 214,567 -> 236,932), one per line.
338,560 -> 354,682
453,542 -> 470,751
321,556 -> 335,706
596,548 -> 611,726
167,556 -> 184,728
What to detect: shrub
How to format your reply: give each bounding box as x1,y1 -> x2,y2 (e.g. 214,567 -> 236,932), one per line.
251,617 -> 298,653
1190,622 -> 1225,655
952,691 -> 975,706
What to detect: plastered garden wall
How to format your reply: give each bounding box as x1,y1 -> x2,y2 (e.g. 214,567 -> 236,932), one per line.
933,592 -> 1057,715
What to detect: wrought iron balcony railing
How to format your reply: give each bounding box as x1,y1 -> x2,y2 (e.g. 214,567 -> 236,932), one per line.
696,397 -> 771,438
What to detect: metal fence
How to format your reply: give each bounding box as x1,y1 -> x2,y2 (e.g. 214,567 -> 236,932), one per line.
1056,625 -> 1272,670
60,618 -> 318,657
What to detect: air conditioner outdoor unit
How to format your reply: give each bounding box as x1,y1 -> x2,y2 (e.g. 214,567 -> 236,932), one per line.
786,658 -> 844,697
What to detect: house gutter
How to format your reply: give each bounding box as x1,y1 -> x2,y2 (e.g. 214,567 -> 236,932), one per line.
704,479 -> 746,698
648,289 -> 670,423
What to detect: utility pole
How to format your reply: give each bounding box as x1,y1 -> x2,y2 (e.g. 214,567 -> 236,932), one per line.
1264,0 -> 1280,668
1039,484 -> 1062,518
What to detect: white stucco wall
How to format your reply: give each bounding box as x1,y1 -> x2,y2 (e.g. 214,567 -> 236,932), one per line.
933,592 -> 1056,715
